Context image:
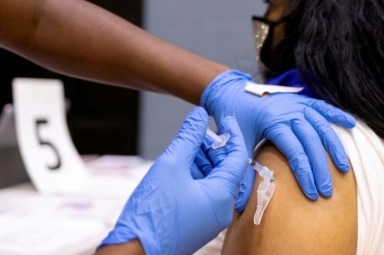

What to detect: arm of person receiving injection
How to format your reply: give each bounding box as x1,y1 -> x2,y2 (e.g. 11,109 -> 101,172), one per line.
205,129 -> 275,225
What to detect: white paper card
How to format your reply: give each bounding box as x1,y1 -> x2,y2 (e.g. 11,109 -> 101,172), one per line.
245,82 -> 303,96
12,78 -> 91,194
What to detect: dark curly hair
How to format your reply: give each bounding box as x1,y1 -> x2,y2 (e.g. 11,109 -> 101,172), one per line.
261,0 -> 384,138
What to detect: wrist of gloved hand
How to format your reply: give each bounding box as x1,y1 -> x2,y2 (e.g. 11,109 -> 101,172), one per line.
201,69 -> 253,119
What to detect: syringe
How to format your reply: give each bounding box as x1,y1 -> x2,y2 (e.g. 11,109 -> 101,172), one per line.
249,158 -> 275,181
205,129 -> 230,149
205,128 -> 276,225
205,129 -> 274,181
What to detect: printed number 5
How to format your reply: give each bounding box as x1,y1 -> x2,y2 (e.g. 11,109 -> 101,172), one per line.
35,118 -> 62,170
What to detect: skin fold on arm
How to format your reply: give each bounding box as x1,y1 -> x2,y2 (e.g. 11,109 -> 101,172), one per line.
222,142 -> 357,255
0,0 -> 228,105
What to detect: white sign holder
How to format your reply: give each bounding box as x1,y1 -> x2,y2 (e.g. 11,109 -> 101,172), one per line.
12,78 -> 91,194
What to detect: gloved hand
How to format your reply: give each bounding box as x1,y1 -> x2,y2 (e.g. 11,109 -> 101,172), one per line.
98,107 -> 248,255
201,69 -> 356,209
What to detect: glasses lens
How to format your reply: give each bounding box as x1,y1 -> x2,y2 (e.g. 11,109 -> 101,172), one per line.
253,19 -> 270,61
252,17 -> 270,83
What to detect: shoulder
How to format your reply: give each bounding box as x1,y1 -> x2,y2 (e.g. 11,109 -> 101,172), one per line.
222,142 -> 357,255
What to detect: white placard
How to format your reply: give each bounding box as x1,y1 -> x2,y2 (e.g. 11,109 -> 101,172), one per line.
12,78 -> 91,194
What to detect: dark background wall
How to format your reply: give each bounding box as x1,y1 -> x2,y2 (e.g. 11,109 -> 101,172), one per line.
0,0 -> 142,155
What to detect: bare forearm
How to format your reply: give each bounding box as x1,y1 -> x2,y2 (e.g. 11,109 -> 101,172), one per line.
0,0 -> 228,104
95,240 -> 145,255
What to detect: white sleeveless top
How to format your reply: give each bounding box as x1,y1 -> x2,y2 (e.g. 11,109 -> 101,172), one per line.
333,121 -> 384,254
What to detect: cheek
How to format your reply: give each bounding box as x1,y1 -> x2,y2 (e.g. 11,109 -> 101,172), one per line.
264,0 -> 287,20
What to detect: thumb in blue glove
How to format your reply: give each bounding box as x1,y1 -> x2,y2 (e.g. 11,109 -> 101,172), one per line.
201,70 -> 356,210
98,107 -> 248,255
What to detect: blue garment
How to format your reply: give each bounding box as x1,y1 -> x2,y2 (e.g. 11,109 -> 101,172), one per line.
265,69 -> 315,98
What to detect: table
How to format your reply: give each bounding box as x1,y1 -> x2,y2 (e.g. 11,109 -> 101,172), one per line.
0,155 -> 152,255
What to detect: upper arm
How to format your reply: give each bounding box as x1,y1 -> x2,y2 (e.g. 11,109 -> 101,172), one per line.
0,0 -> 43,49
222,142 -> 357,255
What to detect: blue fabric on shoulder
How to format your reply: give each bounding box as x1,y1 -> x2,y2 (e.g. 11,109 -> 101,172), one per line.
265,69 -> 315,98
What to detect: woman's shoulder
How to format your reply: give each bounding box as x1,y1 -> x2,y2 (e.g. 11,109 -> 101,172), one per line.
332,120 -> 384,254
222,141 -> 358,255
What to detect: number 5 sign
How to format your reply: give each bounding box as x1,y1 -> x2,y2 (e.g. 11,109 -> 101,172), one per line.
12,78 -> 91,194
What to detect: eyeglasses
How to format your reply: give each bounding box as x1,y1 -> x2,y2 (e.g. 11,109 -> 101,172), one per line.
252,15 -> 288,60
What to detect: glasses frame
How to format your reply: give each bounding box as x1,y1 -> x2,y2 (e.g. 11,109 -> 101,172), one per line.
252,15 -> 290,58
252,15 -> 289,28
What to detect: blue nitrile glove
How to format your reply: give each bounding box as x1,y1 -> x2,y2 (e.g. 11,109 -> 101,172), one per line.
98,107 -> 248,255
201,69 -> 356,209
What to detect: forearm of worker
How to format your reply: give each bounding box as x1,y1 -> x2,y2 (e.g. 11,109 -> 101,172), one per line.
0,0 -> 228,104
94,240 -> 144,255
